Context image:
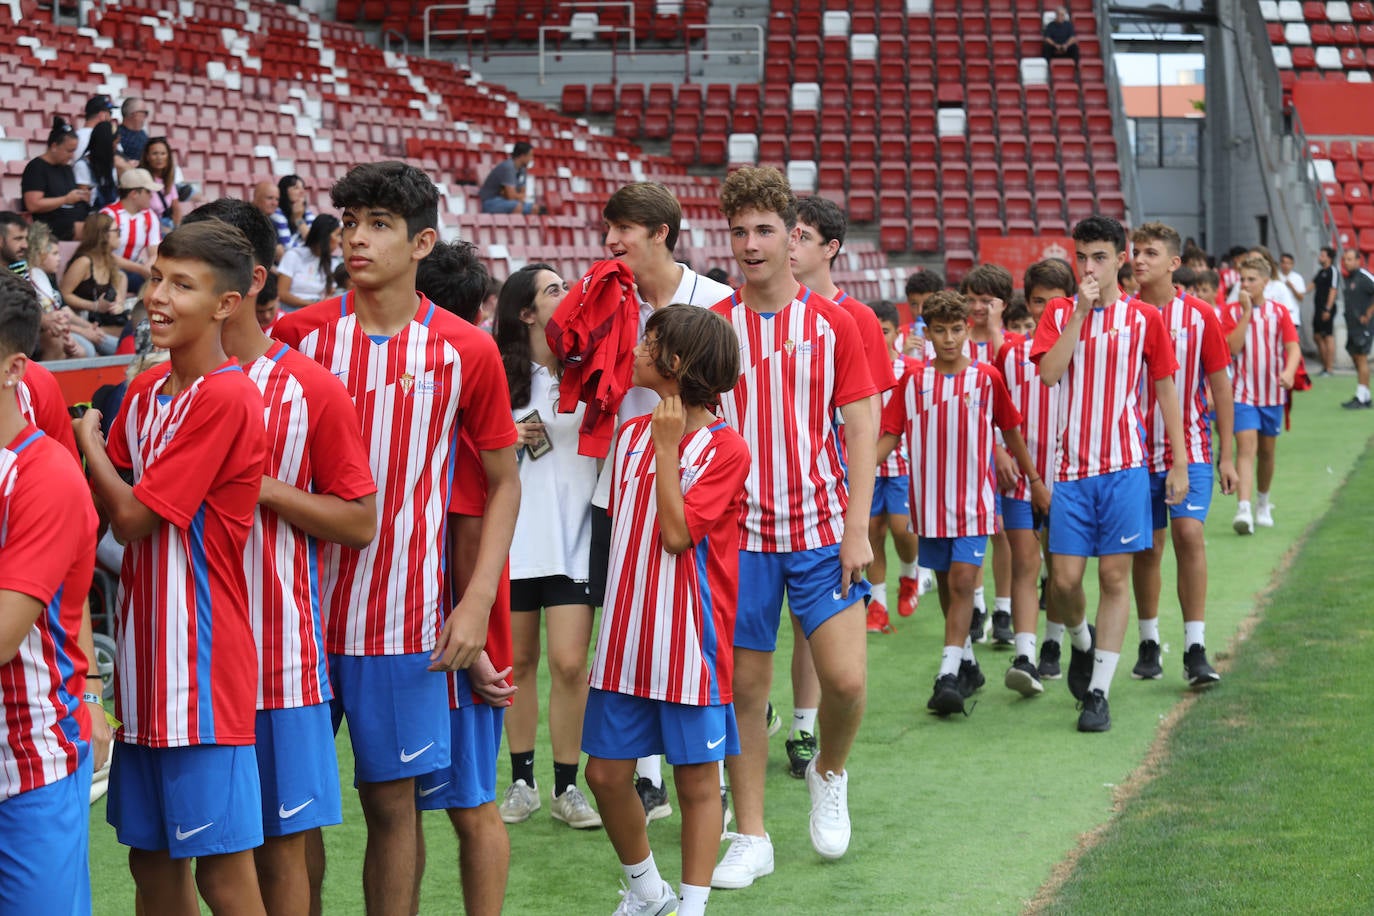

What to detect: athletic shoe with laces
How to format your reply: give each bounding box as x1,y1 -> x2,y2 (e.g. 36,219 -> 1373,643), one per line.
711,832 -> 774,889
956,658 -> 985,698
805,760 -> 851,859
991,611 -> 1014,647
1067,624 -> 1096,701
1076,688 -> 1111,732
498,779 -> 540,824
970,606 -> 988,643
1131,639 -> 1163,680
612,879 -> 678,916
550,784 -> 603,829
1233,504 -> 1254,535
1004,655 -> 1044,696
765,701 -> 782,737
866,600 -> 894,634
785,730 -> 817,779
1038,639 -> 1062,679
1255,503 -> 1274,527
635,776 -> 671,823
1341,396 -> 1372,409
926,673 -> 967,716
1183,643 -> 1222,688
897,576 -> 920,616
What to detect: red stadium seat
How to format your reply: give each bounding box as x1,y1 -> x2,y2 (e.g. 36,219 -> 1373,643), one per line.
1330,140 -> 1356,161
561,84 -> 587,115
1357,2 -> 1374,21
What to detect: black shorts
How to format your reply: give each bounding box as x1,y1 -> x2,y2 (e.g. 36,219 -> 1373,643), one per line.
509,575 -> 592,611
1313,311 -> 1335,336
1346,319 -> 1373,356
588,509 -> 611,608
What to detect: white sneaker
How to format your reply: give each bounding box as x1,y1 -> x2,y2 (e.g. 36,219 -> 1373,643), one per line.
918,569 -> 936,595
1255,503 -> 1274,527
498,779 -> 540,824
612,879 -> 677,916
1232,504 -> 1254,536
805,760 -> 851,859
550,784 -> 603,829
710,832 -> 774,889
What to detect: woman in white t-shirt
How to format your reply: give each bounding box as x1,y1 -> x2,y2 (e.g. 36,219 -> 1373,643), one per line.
275,214 -> 341,311
492,263 -> 603,828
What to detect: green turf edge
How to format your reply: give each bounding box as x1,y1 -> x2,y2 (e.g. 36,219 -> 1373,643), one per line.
1034,431 -> 1374,916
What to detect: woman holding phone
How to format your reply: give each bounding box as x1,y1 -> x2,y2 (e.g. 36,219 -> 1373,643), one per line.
492,263 -> 603,830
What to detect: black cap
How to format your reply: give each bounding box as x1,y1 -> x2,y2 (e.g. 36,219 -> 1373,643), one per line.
85,94 -> 116,117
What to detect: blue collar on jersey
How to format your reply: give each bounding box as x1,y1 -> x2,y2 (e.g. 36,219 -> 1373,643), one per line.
10,429 -> 43,454
732,285 -> 812,310
266,341 -> 288,363
343,290 -> 437,332
833,290 -> 848,305
706,419 -> 727,433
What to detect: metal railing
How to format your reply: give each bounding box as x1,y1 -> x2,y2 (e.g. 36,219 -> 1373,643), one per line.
1095,0 -> 1144,224
1288,108 -> 1339,250
537,23 -> 636,84
425,0 -> 637,59
683,23 -> 764,84
382,27 -> 409,57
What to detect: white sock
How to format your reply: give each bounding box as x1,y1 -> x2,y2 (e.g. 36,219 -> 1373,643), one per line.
636,755 -> 662,789
718,760 -> 726,789
791,708 -> 817,738
1257,491 -> 1269,509
1237,499 -> 1251,512
1185,620 -> 1205,647
1014,631 -> 1037,659
1068,620 -> 1092,652
1088,650 -> 1120,696
1358,383 -> 1371,402
1045,621 -> 1066,645
899,559 -> 918,578
940,645 -> 962,677
678,883 -> 710,916
962,635 -> 976,662
1139,618 -> 1160,644
994,596 -> 1011,614
623,853 -> 662,901
973,587 -> 986,611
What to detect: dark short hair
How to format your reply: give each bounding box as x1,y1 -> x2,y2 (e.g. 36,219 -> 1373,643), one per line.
0,211 -> 26,240
1171,265 -> 1197,289
183,197 -> 278,269
961,263 -> 1014,302
1023,258 -> 1077,297
512,141 -> 533,158
158,222 -> 255,296
905,270 -> 944,296
705,266 -> 729,285
1280,251 -> 1295,261
1118,263 -> 1135,283
1003,299 -> 1032,326
331,161 -> 439,238
256,271 -> 279,304
604,182 -> 682,253
416,240 -> 489,324
796,196 -> 846,259
1194,268 -> 1220,288
869,299 -> 900,326
1072,215 -> 1127,255
643,304 -> 740,409
922,289 -> 969,326
0,272 -> 41,358
720,166 -> 797,229
1322,245 -> 1337,259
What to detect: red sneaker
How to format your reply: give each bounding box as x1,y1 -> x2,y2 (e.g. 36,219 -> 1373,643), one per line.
897,576 -> 920,617
866,601 -> 894,634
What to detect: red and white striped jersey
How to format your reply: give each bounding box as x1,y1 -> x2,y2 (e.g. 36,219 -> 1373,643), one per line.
100,200 -> 161,263
1132,291 -> 1232,471
15,361 -> 79,463
832,291 -> 898,395
245,342 -> 376,710
106,361 -> 266,747
996,333 -> 1061,499
1030,296 -> 1178,482
0,427 -> 96,799
712,286 -> 877,552
1221,298 -> 1299,408
878,355 -> 910,478
591,416 -> 750,706
272,292 -> 517,656
881,359 -> 1021,537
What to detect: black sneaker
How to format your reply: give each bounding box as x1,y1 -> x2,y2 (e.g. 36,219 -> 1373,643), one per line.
785,730 -> 817,779
1038,640 -> 1062,679
1004,655 -> 1044,696
927,673 -> 967,716
1340,396 -> 1372,410
1183,644 -> 1222,688
1131,639 -> 1163,680
970,606 -> 988,643
1076,688 -> 1111,732
991,611 -> 1015,647
635,776 -> 671,823
956,659 -> 986,698
1067,624 -> 1096,701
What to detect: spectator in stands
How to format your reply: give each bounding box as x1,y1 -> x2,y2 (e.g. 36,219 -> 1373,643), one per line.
118,96 -> 150,164
705,266 -> 731,286
0,212 -> 26,276
27,222 -> 115,357
22,118 -> 90,242
75,94 -> 116,159
73,120 -> 123,210
1278,252 -> 1307,324
1042,7 -> 1079,62
60,211 -> 130,331
480,142 -> 537,214
253,180 -> 284,261
6,220 -> 81,362
100,168 -> 163,293
273,174 -> 315,252
141,137 -> 187,230
275,214 -> 341,311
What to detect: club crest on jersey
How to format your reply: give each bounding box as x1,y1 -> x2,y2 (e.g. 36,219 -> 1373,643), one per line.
783,338 -> 795,355
963,392 -> 982,410
399,373 -> 415,395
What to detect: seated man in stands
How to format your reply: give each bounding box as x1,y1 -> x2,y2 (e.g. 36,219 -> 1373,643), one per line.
253,180 -> 284,262
1042,7 -> 1079,63
100,169 -> 162,294
479,142 -> 538,214
118,96 -> 151,164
